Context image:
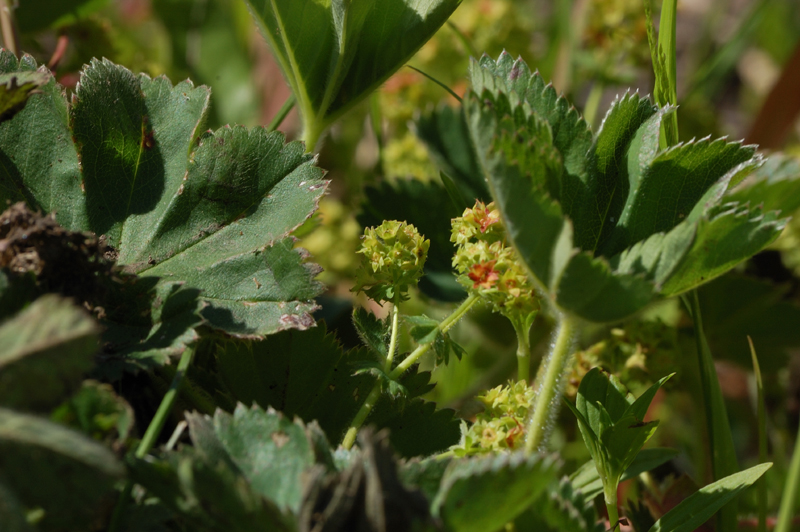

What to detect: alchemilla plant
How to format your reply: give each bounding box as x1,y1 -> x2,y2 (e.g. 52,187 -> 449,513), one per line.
2,1 -> 800,532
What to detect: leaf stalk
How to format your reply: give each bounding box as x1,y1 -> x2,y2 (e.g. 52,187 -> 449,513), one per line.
525,313 -> 577,453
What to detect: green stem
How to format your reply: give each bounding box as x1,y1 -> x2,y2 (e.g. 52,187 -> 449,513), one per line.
385,303 -> 401,372
266,95 -> 296,133
340,294 -> 479,449
390,294 -> 478,379
513,318 -> 531,383
0,0 -> 19,57
775,423 -> 800,532
605,487 -> 620,532
525,314 -> 577,453
108,346 -> 196,532
342,301 -> 402,449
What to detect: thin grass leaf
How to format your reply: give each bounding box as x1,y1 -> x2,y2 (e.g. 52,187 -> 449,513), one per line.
749,336 -> 768,532
647,463 -> 772,532
684,291 -> 740,532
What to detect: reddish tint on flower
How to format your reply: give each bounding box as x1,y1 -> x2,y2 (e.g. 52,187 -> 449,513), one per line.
468,261 -> 499,289
474,201 -> 500,233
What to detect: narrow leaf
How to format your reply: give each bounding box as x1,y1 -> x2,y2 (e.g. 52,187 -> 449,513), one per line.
647,463 -> 772,532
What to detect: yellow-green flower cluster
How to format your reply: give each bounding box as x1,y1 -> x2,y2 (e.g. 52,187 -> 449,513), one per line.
453,380 -> 534,455
353,220 -> 430,302
451,201 -> 538,321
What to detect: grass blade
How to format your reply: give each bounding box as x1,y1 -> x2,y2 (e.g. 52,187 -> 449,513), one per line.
648,463 -> 772,532
684,291 -> 740,532
645,0 -> 679,147
775,423 -> 800,532
748,336 -> 768,532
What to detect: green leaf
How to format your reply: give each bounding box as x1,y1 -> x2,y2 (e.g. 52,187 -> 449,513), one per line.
0,55 -> 327,338
210,404 -> 316,513
399,456 -> 452,502
414,104 -> 490,203
406,314 -> 440,344
0,294 -> 99,411
660,203 -> 785,296
98,281 -> 204,379
245,0 -> 461,147
515,476 -> 603,532
598,138 -> 759,257
432,452 -> 559,532
128,447 -> 295,532
647,463 -> 772,532
203,325 -> 456,457
353,306 -> 389,359
0,52 -> 86,231
0,72 -> 49,123
352,361 -> 411,398
0,408 -> 124,529
463,52 -> 784,322
726,153 -> 800,214
570,447 -> 681,500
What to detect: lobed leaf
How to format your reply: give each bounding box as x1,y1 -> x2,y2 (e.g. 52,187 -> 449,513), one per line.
464,53 -> 786,322
432,452 -> 560,532
0,54 -> 326,340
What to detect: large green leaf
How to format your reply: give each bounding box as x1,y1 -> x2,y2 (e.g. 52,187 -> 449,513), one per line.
199,325 -> 460,457
245,0 -> 461,146
647,463 -> 772,532
432,452 -> 559,532
0,295 -> 99,411
0,53 -> 326,338
203,404 -> 316,513
0,53 -> 86,231
0,408 -> 124,529
128,447 -> 295,532
464,53 -> 786,322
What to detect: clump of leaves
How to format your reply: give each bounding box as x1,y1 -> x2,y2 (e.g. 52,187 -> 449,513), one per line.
466,52 -> 786,323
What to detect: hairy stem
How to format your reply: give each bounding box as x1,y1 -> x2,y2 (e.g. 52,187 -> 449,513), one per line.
341,294 -> 479,449
108,345 -> 196,532
525,314 -> 577,453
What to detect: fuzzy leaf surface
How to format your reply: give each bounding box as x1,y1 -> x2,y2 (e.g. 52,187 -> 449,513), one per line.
465,53 -> 785,322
